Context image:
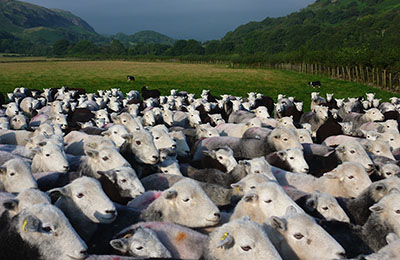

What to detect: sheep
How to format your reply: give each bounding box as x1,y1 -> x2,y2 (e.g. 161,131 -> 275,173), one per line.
0,117 -> 9,130
295,128 -> 313,143
0,203 -> 88,260
377,163 -> 400,178
294,191 -> 350,222
2,188 -> 50,217
362,139 -> 395,160
335,140 -> 375,172
31,141 -> 69,173
230,173 -> 273,196
361,191 -> 400,251
157,148 -> 182,176
109,225 -> 171,258
273,162 -> 372,198
216,117 -> 262,138
336,177 -> 400,225
111,112 -> 142,132
78,146 -> 130,179
300,105 -> 329,137
230,181 -> 304,224
265,148 -> 309,173
96,166 -> 144,202
140,174 -> 240,207
343,108 -> 385,135
193,128 -> 302,161
119,129 -> 159,165
228,110 -> 256,124
149,126 -> 176,151
9,114 -> 28,130
359,233 -> 400,260
377,130 -> 400,150
3,102 -> 19,117
0,158 -> 37,193
47,176 -> 117,242
203,216 -> 282,260
140,178 -> 220,228
141,86 -> 161,99
0,129 -> 33,146
168,130 -> 191,158
114,221 -> 207,259
266,206 -> 346,260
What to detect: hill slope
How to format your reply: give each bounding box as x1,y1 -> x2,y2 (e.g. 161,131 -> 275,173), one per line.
0,0 -> 101,43
114,31 -> 175,46
219,0 -> 400,69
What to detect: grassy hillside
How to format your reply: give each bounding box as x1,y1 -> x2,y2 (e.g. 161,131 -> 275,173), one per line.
218,0 -> 400,70
114,31 -> 175,46
0,60 -> 397,110
0,0 -> 100,43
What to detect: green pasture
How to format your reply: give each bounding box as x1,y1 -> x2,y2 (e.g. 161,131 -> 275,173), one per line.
0,60 -> 398,111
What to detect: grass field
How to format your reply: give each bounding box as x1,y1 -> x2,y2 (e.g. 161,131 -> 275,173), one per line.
0,60 -> 398,110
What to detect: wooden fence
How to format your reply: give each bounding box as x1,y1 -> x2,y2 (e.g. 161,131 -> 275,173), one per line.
173,59 -> 400,93
270,63 -> 400,92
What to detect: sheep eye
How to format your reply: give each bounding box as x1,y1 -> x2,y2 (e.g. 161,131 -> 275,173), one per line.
102,156 -> 109,161
183,198 -> 190,202
45,154 -> 50,157
241,246 -> 252,251
386,172 -> 392,176
350,150 -> 356,154
155,137 -> 160,140
396,210 -> 400,214
250,186 -> 256,189
123,120 -> 127,123
289,157 -> 294,160
264,199 -> 272,203
136,246 -> 144,250
121,179 -> 127,183
294,233 -> 304,239
322,207 -> 329,211
113,131 -> 117,134
348,175 -> 354,179
9,172 -> 15,176
136,140 -> 141,145
283,138 -> 288,142
218,156 -> 223,160
77,193 -> 84,199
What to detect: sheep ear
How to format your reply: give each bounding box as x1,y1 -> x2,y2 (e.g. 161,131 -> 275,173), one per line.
203,150 -> 216,159
30,148 -> 40,155
37,141 -> 47,147
22,215 -> 41,232
305,196 -> 317,210
271,216 -> 286,231
85,149 -> 99,158
323,171 -> 337,179
285,205 -> 298,216
121,133 -> 133,141
277,151 -> 287,160
97,170 -> 115,180
164,190 -> 178,200
46,187 -> 67,203
231,183 -> 242,192
386,233 -> 399,244
109,238 -> 129,253
369,203 -> 384,214
374,183 -> 387,193
243,193 -> 258,202
3,199 -> 19,211
335,145 -> 346,153
216,232 -> 234,249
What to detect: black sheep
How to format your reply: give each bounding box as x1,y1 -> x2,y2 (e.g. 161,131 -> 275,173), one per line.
141,86 -> 161,99
0,211 -> 41,260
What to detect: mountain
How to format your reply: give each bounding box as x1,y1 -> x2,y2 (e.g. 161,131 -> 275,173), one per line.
218,0 -> 400,68
0,0 -> 102,43
114,30 -> 175,46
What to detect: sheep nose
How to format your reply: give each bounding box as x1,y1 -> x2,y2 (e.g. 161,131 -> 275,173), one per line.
303,167 -> 309,173
214,213 -> 221,220
171,144 -> 177,149
63,166 -> 69,171
79,250 -> 88,257
336,252 -> 346,259
152,155 -> 159,161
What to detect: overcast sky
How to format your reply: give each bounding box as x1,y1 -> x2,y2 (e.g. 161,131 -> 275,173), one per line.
22,0 -> 315,41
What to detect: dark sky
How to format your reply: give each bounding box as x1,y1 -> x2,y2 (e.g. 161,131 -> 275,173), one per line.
22,0 -> 315,41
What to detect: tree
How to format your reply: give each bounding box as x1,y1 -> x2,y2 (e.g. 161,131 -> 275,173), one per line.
109,39 -> 126,56
53,39 -> 70,56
